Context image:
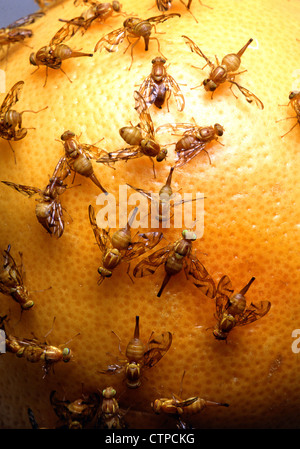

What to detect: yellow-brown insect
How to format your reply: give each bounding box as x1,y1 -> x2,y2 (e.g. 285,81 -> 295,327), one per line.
88,205 -> 163,283
6,12 -> 45,29
156,0 -> 212,23
182,35 -> 264,109
127,166 -> 203,225
60,130 -> 108,194
152,371 -> 229,427
97,91 -> 167,177
29,24 -> 93,86
278,91 -> 300,138
0,316 -> 79,377
0,27 -> 32,52
0,244 -> 33,311
156,120 -> 224,168
50,390 -> 101,429
94,13 -> 180,70
138,57 -> 185,111
97,386 -> 127,429
2,156 -> 71,238
0,81 -> 47,162
133,229 -> 216,298
213,275 -> 271,341
101,316 -> 172,389
59,1 -> 123,36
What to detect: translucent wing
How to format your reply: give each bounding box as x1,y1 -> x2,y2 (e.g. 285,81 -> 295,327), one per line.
123,231 -> 163,262
156,0 -> 172,11
127,183 -> 153,202
133,245 -> 174,277
134,90 -> 154,137
214,275 -> 233,318
1,180 -> 42,198
7,11 -> 45,29
80,143 -> 107,160
0,81 -> 24,118
49,23 -> 77,46
229,81 -> 264,110
88,204 -> 111,253
94,27 -> 126,52
138,76 -> 159,108
143,331 -> 172,368
165,74 -> 185,111
182,35 -> 214,68
96,146 -> 142,166
185,255 -> 216,298
235,301 -> 271,326
146,13 -> 180,24
175,141 -> 206,168
156,122 -> 198,136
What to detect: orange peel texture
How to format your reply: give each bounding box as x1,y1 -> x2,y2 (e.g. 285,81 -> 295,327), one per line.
0,0 -> 299,429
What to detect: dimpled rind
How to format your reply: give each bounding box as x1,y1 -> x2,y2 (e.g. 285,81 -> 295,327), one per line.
0,0 -> 299,429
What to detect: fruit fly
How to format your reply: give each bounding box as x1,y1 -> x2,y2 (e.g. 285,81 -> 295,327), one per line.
2,156 -> 71,238
277,91 -> 300,138
156,0 -> 212,23
101,316 -> 172,388
213,275 -> 271,341
59,1 -> 123,36
50,390 -> 101,429
94,13 -> 181,70
127,166 -> 203,225
0,27 -> 32,52
88,205 -> 163,283
0,316 -> 79,377
138,57 -> 185,111
156,120 -> 224,168
97,386 -> 127,429
182,35 -> 264,109
97,91 -> 168,177
60,130 -> 108,194
152,370 -> 228,427
0,81 -> 47,162
29,24 -> 93,86
0,244 -> 33,311
133,229 -> 216,298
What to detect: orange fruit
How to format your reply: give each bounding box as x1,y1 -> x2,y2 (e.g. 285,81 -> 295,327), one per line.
0,0 -> 299,429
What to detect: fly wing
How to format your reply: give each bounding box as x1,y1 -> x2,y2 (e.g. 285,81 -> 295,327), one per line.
88,204 -> 111,253
94,27 -> 126,52
229,81 -> 264,110
134,90 -> 154,137
143,331 -> 172,368
165,74 -> 185,112
133,244 -> 173,277
175,141 -> 206,168
182,35 -> 214,68
235,301 -> 271,326
146,13 -> 180,24
185,255 -> 216,298
123,231 -> 164,262
1,180 -> 42,198
0,81 -> 24,118
138,76 -> 159,108
96,146 -> 142,166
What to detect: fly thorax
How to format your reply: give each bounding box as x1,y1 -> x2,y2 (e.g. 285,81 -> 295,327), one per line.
102,248 -> 121,270
11,286 -> 34,309
220,314 -> 236,333
44,345 -> 62,362
64,138 -> 79,158
197,126 -> 215,142
174,239 -> 191,257
221,53 -> 241,72
4,110 -> 22,128
141,138 -> 160,157
227,293 -> 246,316
125,362 -> 142,388
211,65 -> 227,84
72,154 -> 93,177
156,147 -> 167,162
111,228 -> 131,251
